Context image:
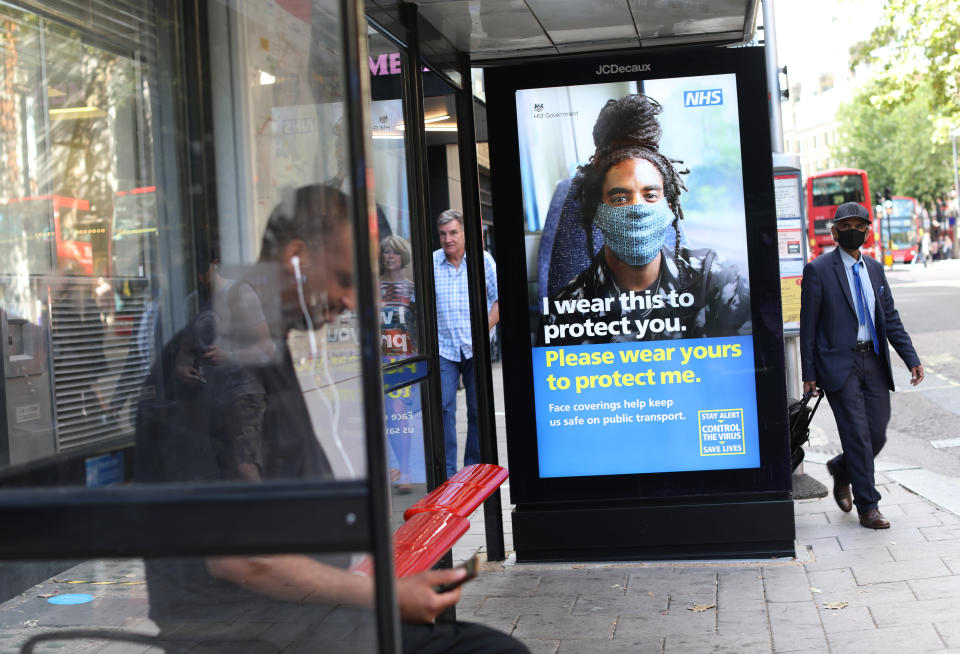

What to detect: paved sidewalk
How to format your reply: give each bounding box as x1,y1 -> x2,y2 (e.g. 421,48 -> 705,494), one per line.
3,361 -> 960,652
449,363 -> 960,653
451,458 -> 960,653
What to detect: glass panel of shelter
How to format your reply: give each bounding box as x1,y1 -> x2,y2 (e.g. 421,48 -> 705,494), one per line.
0,0 -> 396,649
366,24 -> 431,516
0,0 -> 377,487
0,4 -> 154,471
0,552 -> 379,653
421,69 -> 493,483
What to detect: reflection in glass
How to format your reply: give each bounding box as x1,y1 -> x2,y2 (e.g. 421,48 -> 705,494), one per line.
0,5 -> 156,474
135,185 -> 358,484
385,381 -> 427,520
380,234 -> 417,360
0,555 -> 377,653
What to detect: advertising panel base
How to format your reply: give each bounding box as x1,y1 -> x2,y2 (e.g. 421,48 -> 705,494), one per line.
512,495 -> 795,562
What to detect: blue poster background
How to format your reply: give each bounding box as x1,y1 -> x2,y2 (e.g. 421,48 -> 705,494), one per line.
531,335 -> 760,478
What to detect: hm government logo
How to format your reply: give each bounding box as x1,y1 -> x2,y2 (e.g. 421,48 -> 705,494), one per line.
683,89 -> 724,107
594,62 -> 651,75
530,103 -> 578,120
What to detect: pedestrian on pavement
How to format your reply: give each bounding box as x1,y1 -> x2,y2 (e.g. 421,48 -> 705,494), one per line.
800,202 -> 924,529
920,228 -> 930,268
434,209 -> 499,479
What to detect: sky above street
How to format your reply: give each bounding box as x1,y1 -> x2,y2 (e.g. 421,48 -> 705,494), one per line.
772,0 -> 886,91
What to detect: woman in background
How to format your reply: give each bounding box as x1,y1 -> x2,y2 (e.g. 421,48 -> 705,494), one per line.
380,235 -> 417,493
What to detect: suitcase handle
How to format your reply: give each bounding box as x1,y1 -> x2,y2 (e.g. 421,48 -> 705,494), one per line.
802,389 -> 822,413
791,389 -> 823,432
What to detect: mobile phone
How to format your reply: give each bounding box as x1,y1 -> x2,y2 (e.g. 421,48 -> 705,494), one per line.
433,555 -> 479,593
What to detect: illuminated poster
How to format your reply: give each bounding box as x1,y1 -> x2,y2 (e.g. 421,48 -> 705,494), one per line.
518,74 -> 760,477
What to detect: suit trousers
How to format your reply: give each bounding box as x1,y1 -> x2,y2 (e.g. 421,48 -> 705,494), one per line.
824,350 -> 892,513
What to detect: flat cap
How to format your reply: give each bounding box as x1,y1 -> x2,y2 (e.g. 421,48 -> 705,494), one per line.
833,202 -> 870,223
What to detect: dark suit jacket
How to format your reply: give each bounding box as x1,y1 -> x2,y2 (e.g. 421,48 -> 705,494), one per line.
799,248 -> 920,393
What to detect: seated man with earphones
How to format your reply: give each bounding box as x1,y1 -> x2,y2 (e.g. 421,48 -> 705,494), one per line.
135,184 -> 528,653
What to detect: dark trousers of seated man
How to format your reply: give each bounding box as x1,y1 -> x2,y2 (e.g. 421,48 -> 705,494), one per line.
405,620 -> 530,654
153,620 -> 529,654
824,349 -> 891,513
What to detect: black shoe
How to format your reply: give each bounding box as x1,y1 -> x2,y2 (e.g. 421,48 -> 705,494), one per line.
826,459 -> 853,513
859,509 -> 891,529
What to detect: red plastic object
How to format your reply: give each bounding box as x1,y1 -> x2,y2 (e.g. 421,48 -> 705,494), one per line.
403,464 -> 508,521
349,511 -> 470,578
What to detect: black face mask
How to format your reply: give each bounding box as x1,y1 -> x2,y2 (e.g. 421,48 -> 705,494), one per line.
835,228 -> 866,250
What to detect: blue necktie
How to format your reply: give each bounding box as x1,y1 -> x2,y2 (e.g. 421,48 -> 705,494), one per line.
852,262 -> 879,355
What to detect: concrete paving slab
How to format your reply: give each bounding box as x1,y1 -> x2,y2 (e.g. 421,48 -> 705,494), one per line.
460,572 -> 541,597
920,523 -> 960,542
513,612 -> 617,640
570,593 -> 668,616
663,631 -> 771,653
612,612 -> 717,639
851,557 -> 953,585
818,581 -> 916,610
909,575 -> 960,601
887,539 -> 960,561
761,567 -> 814,603
768,624 -> 830,653
766,600 -> 821,628
522,639 -> 560,654
802,536 -> 843,557
815,604 -> 874,633
869,596 -> 960,628
835,526 -> 927,551
827,623 -> 946,653
473,596 -> 574,619
802,546 -> 896,573
943,555 -> 960,575
715,608 -> 769,637
534,571 -> 630,597
933,620 -> 960,649
557,636 -> 662,653
795,512 -> 830,528
794,499 -> 832,516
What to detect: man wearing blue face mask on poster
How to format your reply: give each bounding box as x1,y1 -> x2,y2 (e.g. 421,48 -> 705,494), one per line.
539,94 -> 750,345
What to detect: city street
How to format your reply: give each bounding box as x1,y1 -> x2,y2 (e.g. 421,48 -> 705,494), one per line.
806,258 -> 960,477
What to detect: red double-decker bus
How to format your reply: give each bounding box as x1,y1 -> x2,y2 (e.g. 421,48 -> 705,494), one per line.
0,194 -> 104,275
805,168 -> 878,259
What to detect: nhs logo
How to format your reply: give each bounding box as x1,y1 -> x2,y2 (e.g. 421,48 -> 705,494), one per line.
683,89 -> 723,107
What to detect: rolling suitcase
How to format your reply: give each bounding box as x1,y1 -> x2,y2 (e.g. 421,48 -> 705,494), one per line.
788,390 -> 822,470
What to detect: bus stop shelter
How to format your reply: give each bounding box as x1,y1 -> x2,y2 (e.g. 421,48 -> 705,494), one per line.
0,1 -> 781,652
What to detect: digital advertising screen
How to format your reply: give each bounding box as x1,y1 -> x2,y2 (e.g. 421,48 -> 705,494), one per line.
486,48 -> 789,501
520,74 -> 758,478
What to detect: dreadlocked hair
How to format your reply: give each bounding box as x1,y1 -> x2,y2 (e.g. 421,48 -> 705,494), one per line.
575,94 -> 690,287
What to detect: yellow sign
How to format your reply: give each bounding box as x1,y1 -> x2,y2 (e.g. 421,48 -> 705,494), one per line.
781,276 -> 802,325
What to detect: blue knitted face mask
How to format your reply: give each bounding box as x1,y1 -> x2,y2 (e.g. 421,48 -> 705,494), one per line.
593,200 -> 674,266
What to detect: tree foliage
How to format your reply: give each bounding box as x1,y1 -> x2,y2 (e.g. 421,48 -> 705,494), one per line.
849,0 -> 960,142
834,80 -> 954,204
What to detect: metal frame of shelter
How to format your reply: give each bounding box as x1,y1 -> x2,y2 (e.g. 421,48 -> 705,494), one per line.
0,2 -> 505,652
0,0 -> 764,652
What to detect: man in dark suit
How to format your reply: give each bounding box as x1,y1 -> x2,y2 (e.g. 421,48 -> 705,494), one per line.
800,202 -> 924,529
